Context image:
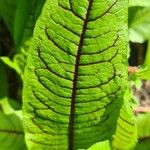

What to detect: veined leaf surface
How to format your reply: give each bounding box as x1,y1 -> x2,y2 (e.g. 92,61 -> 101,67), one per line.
0,112 -> 27,150
23,0 -> 128,149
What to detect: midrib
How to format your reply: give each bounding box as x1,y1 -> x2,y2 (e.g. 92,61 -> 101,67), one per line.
68,0 -> 93,149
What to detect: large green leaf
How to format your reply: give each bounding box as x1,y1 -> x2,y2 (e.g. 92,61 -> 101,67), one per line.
23,0 -> 129,149
0,112 -> 27,150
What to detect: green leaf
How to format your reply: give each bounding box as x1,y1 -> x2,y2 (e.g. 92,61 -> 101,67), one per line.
0,97 -> 21,114
11,0 -> 46,76
129,0 -> 150,7
88,140 -> 111,150
129,7 -> 150,43
0,0 -> 17,36
134,113 -> 150,150
23,0 -> 129,149
134,39 -> 150,80
0,112 -> 27,150
0,1 -> 46,77
14,0 -> 32,47
14,0 -> 46,48
135,67 -> 150,80
0,57 -> 23,76
111,89 -> 137,150
134,40 -> 150,80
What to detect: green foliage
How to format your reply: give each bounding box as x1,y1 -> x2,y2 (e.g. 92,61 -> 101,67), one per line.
22,0 -> 134,149
111,89 -> 137,150
0,112 -> 27,150
1,0 -> 150,150
88,140 -> 111,150
129,0 -> 150,7
134,113 -> 150,150
0,0 -> 46,78
0,0 -> 17,36
128,0 -> 150,80
129,7 -> 150,43
135,40 -> 150,80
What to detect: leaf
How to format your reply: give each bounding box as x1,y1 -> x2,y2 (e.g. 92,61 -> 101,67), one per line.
111,89 -> 137,150
14,0 -> 46,48
0,57 -> 23,76
0,0 -> 17,36
134,113 -> 150,150
0,1 -> 46,78
135,39 -> 150,80
23,0 -> 129,149
129,0 -> 150,7
129,7 -> 150,43
135,67 -> 150,80
11,0 -> 46,76
0,97 -> 22,114
134,40 -> 150,80
0,112 -> 27,150
13,0 -> 31,47
87,140 -> 111,150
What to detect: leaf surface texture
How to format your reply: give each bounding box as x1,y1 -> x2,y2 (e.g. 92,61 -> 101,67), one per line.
23,0 -> 128,149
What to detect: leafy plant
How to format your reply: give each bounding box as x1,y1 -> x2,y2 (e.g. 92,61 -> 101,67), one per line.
0,0 -> 150,150
23,0 -> 137,149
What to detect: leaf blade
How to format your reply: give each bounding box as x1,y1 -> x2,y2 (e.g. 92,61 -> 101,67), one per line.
23,0 -> 129,149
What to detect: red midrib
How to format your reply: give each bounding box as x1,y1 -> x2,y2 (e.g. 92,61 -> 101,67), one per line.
68,0 -> 93,149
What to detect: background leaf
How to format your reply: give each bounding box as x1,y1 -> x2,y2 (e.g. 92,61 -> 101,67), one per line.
129,7 -> 150,43
134,113 -> 150,150
129,0 -> 150,7
134,39 -> 150,80
0,0 -> 17,36
0,112 -> 27,150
